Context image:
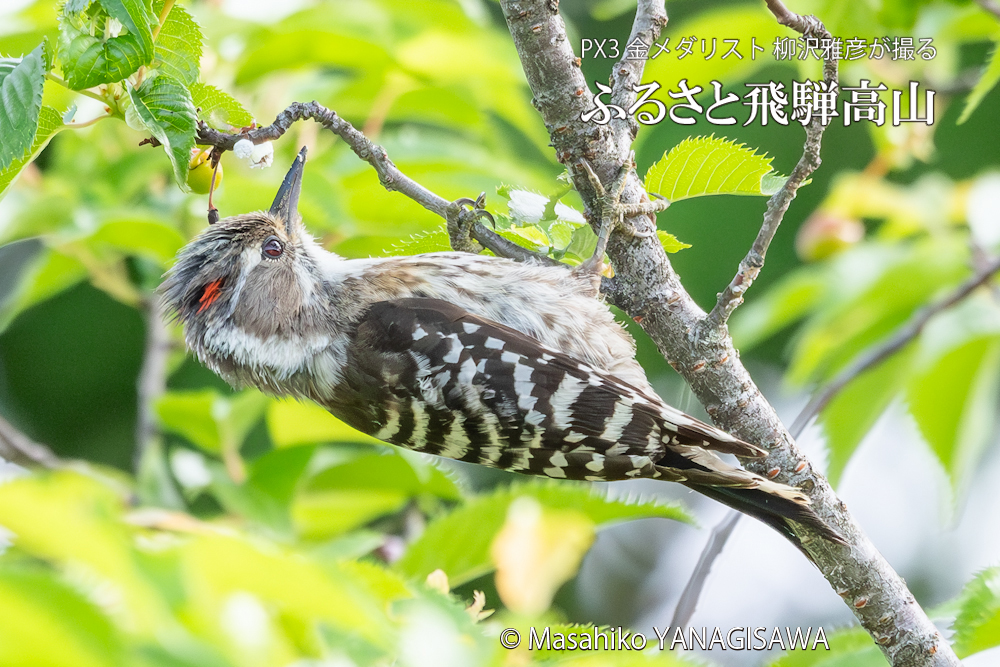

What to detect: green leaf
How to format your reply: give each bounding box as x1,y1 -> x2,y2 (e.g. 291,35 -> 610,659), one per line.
730,267 -> 827,351
128,74 -> 197,188
644,135 -> 788,203
188,82 -> 254,130
379,226 -> 453,257
657,230 -> 691,253
788,240 -> 968,385
267,398 -> 384,448
0,44 -> 46,171
766,626 -> 888,666
396,480 -> 691,586
293,451 -> 461,539
151,1 -> 202,87
156,389 -> 268,454
100,0 -> 156,56
0,105 -> 64,200
0,472 -> 166,632
182,532 -> 392,647
497,225 -> 551,253
953,567 -> 1000,658
59,0 -> 156,90
0,569 -> 124,667
905,299 -> 1000,487
959,42 -> 1000,125
86,218 -> 186,264
0,248 -> 86,334
819,346 -> 915,487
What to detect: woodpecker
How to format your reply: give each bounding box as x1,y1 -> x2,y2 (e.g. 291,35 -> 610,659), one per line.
161,147 -> 843,546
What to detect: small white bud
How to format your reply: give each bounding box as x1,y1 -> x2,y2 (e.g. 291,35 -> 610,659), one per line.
233,138 -> 254,159
248,141 -> 274,169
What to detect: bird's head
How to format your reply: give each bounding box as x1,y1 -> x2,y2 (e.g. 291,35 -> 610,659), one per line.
160,146 -> 337,388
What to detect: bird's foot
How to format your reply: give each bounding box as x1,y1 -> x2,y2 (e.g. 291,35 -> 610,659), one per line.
576,154 -> 669,276
447,193 -> 494,254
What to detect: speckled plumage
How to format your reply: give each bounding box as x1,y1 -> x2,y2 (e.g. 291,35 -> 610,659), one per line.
160,151 -> 843,545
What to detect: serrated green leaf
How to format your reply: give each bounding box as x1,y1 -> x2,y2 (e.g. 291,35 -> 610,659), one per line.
379,226 -> 453,257
657,230 -> 691,253
958,42 -> 1000,125
644,136 -> 788,203
0,44 -> 46,171
61,32 -> 147,89
820,346 -> 915,487
953,567 -> 1000,658
59,0 -> 156,90
188,82 -> 254,129
128,74 -> 196,188
396,480 -> 691,586
0,105 -> 64,200
151,1 -> 202,87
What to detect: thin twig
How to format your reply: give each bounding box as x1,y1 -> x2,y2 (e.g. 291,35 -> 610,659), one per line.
0,415 -> 61,469
790,253 -> 1000,438
707,0 -> 837,328
670,510 -> 741,628
135,297 -> 171,472
196,102 -> 559,265
152,0 -> 176,42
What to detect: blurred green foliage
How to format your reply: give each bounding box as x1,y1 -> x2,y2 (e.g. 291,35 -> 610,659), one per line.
1,0 -> 1000,665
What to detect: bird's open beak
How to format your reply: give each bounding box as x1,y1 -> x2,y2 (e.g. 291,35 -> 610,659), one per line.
269,146 -> 307,235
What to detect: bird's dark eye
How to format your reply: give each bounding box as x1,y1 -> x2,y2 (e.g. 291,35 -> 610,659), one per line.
262,237 -> 283,258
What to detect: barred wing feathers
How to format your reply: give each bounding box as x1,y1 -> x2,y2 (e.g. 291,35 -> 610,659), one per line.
332,298 -> 842,544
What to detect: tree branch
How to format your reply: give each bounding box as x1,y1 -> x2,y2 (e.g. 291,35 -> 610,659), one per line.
669,510 -> 741,628
707,0 -> 836,327
0,415 -> 62,469
790,253 -> 1000,438
498,0 -> 958,664
135,296 -> 171,472
974,0 -> 1000,20
196,103 -> 539,263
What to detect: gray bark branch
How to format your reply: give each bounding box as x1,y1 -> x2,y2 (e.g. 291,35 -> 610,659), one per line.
498,0 -> 958,664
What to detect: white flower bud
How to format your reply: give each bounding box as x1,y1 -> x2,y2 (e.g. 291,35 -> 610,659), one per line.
248,141 -> 274,169
233,138 -> 254,159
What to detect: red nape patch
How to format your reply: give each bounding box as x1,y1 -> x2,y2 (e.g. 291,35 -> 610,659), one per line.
197,279 -> 224,313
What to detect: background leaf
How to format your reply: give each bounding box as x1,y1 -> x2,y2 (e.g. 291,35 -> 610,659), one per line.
958,41 -> 1000,125
953,566 -> 1000,658
396,481 -> 691,586
0,44 -> 46,170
